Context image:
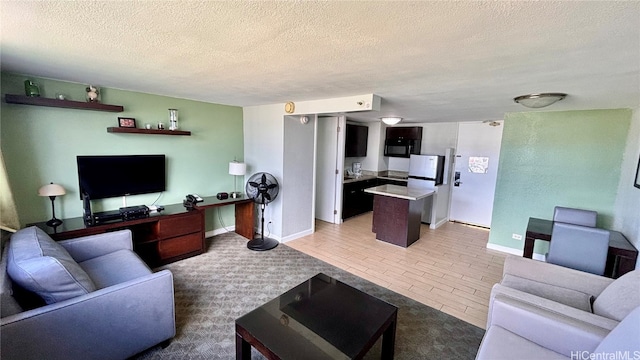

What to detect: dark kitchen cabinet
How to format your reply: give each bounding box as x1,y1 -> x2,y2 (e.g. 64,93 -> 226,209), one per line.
342,178 -> 377,220
385,126 -> 422,140
345,124 -> 368,157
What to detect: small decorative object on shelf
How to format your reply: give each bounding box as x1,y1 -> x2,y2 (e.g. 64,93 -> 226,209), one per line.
4,94 -> 124,112
157,122 -> 165,130
55,93 -> 67,100
145,123 -> 152,129
24,80 -> 40,97
118,117 -> 136,128
168,108 -> 178,130
86,85 -> 100,102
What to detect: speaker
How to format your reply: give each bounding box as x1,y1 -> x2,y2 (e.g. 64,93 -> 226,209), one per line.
82,193 -> 94,226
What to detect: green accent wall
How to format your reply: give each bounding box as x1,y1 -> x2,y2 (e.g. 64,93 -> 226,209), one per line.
1,72 -> 244,231
489,109 -> 632,254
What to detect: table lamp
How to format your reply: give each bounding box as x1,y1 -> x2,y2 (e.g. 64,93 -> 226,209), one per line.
229,161 -> 247,198
38,182 -> 66,227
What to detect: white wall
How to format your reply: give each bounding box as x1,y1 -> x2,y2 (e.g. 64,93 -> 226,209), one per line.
243,104 -> 285,238
613,107 -> 640,267
282,115 -> 315,238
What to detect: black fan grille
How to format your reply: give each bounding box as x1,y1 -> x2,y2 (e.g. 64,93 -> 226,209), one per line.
246,172 -> 279,204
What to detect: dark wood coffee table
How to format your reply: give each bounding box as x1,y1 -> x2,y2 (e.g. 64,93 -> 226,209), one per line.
235,273 -> 398,359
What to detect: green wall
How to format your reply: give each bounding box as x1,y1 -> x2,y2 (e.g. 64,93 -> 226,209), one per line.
488,109 -> 631,254
0,72 -> 244,231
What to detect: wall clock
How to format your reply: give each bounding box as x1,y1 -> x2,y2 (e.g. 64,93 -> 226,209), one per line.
285,102 -> 295,114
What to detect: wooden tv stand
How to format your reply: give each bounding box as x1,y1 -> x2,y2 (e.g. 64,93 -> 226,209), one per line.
31,197 -> 255,267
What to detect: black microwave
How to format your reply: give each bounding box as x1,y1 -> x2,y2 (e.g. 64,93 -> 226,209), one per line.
384,138 -> 421,158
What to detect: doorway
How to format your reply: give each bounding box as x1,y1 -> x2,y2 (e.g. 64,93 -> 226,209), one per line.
315,116 -> 346,224
449,121 -> 504,228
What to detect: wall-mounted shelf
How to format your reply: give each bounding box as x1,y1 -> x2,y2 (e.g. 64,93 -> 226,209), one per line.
4,94 -> 124,112
107,127 -> 191,136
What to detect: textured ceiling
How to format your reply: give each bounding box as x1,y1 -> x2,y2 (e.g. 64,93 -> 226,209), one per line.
1,1 -> 639,123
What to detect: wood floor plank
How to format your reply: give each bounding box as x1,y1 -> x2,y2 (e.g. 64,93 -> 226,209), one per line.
286,212 -> 506,329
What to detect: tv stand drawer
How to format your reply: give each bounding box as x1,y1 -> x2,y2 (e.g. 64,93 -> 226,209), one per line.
158,212 -> 202,238
158,232 -> 204,260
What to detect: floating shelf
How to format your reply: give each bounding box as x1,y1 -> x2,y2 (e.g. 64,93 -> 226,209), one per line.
107,127 -> 191,136
5,94 -> 124,112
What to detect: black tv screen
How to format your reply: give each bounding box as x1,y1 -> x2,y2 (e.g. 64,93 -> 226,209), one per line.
77,155 -> 166,200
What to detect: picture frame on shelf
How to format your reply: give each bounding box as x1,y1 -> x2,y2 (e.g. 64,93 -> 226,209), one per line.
634,156 -> 640,189
118,117 -> 136,128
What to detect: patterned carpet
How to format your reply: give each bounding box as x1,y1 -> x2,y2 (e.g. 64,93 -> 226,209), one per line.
135,232 -> 484,359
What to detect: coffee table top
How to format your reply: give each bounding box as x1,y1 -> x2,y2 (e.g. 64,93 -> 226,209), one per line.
236,273 -> 398,359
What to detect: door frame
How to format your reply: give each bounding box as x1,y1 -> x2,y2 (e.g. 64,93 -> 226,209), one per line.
313,115 -> 346,225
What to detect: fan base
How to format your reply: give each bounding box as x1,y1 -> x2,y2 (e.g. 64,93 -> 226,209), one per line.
247,237 -> 279,251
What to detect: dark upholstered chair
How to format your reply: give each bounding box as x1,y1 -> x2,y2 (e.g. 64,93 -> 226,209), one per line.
553,206 -> 597,227
546,222 -> 610,275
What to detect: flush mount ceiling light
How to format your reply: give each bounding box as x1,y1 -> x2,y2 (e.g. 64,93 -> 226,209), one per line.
513,93 -> 567,108
381,117 -> 402,125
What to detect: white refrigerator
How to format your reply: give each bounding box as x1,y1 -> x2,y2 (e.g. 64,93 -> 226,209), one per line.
407,155 -> 444,224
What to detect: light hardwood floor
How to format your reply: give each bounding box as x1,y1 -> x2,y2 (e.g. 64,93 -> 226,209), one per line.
286,212 -> 507,329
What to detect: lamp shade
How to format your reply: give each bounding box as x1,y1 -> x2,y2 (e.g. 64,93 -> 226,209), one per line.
381,117 -> 402,125
513,93 -> 567,108
38,183 -> 66,197
229,162 -> 247,176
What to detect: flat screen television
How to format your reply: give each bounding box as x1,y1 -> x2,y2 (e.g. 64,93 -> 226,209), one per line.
77,155 -> 166,200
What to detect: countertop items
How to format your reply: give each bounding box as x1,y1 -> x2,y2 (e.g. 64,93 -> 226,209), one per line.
343,170 -> 409,184
364,184 -> 434,201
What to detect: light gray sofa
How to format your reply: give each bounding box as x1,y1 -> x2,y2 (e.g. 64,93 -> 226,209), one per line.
1,227 -> 176,360
476,255 -> 640,359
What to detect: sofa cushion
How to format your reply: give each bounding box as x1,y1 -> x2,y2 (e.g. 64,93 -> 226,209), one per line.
79,249 -> 152,289
594,306 -> 640,354
1,243 -> 22,317
501,274 -> 594,312
592,271 -> 640,322
7,226 -> 96,304
476,325 -> 568,360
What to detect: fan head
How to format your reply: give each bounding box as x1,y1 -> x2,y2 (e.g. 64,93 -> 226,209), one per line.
246,172 -> 279,204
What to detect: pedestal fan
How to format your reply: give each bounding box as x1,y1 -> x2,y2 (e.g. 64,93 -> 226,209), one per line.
245,172 -> 280,251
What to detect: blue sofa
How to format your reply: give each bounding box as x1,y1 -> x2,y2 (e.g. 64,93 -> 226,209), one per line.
1,227 -> 175,359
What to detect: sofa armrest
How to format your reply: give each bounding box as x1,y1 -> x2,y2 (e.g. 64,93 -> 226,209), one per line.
503,255 -> 612,296
59,230 -> 133,262
489,294 -> 609,357
489,284 -> 619,331
1,269 -> 175,360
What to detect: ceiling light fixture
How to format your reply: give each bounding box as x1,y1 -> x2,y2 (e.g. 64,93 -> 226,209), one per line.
381,117 -> 402,125
513,93 -> 567,108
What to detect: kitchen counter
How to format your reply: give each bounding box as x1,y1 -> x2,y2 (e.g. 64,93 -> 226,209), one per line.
364,185 -> 434,248
364,184 -> 433,201
343,170 -> 408,184
343,174 -> 377,184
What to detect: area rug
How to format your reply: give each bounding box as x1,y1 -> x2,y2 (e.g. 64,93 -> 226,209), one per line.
135,232 -> 484,359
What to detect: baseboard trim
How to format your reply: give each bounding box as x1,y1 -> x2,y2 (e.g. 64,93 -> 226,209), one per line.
205,226 -> 235,238
430,217 -> 448,229
280,228 -> 314,243
486,243 -> 545,261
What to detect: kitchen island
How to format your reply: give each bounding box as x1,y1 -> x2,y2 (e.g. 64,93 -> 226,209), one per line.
364,184 -> 435,247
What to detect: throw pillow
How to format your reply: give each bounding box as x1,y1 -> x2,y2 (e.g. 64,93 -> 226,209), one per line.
501,274 -> 594,312
592,270 -> 640,322
7,226 -> 96,304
